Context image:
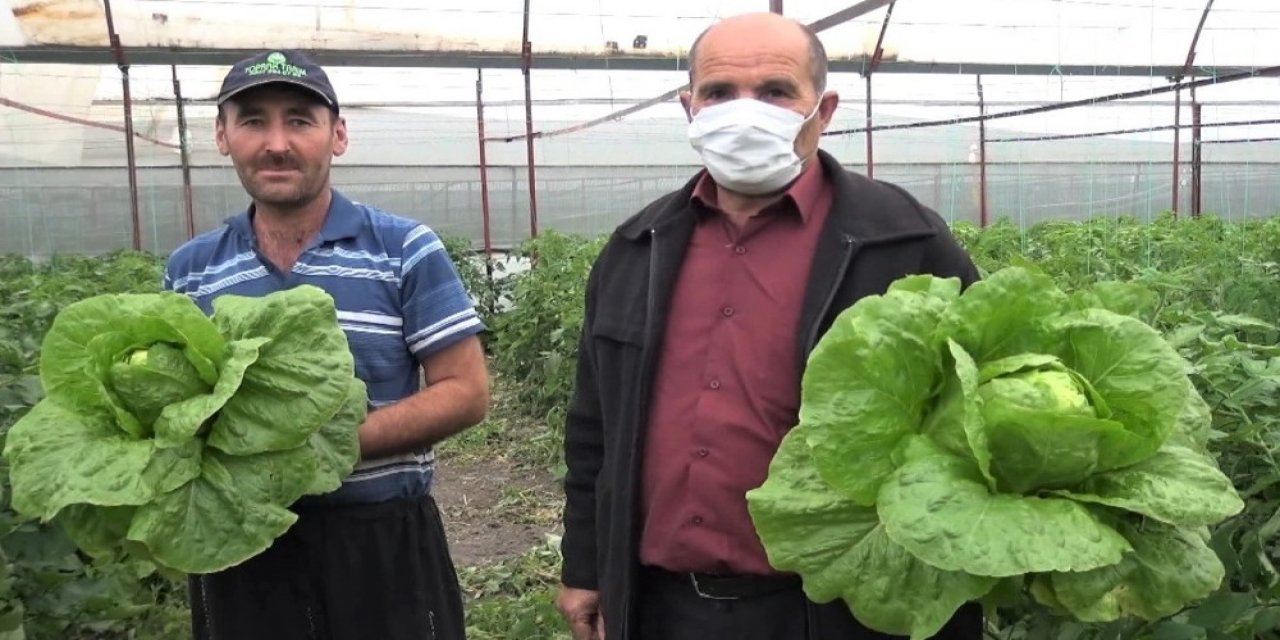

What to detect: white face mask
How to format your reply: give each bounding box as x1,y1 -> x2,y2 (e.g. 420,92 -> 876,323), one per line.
687,97 -> 823,196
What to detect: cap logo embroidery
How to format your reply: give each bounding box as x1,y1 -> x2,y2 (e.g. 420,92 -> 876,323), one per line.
244,52 -> 308,78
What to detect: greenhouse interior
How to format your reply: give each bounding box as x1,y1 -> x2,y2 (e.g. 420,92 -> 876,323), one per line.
0,1 -> 1278,639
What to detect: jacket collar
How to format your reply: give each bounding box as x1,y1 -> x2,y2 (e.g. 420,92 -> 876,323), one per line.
617,149 -> 939,245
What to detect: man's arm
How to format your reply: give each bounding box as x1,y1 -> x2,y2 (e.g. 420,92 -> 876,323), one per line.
558,261 -> 607,640
357,334 -> 489,460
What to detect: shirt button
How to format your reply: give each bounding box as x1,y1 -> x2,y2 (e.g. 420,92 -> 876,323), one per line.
734,245 -> 746,255
698,448 -> 709,458
692,515 -> 704,525
708,379 -> 721,390
722,306 -> 735,317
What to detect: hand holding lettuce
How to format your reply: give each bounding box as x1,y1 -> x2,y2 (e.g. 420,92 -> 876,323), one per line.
746,267 -> 1243,639
3,285 -> 366,575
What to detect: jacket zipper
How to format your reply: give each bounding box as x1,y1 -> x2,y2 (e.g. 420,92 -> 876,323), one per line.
803,234 -> 856,356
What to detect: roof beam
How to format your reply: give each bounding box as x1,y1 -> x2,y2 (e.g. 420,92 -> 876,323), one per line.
1,46 -> 1252,78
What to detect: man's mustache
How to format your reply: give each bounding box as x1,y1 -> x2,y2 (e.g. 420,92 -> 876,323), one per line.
254,155 -> 301,171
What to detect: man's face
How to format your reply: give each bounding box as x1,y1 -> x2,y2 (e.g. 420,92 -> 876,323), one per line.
680,16 -> 837,161
215,85 -> 348,212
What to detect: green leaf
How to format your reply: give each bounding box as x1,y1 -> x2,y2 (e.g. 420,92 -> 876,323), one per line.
946,341 -> 995,488
54,504 -> 136,560
140,437 -> 204,495
209,286 -> 354,455
3,400 -> 160,520
877,450 -> 1131,577
937,267 -> 1068,362
1053,521 -> 1226,621
747,429 -> 994,640
38,292 -> 224,417
981,402 -> 1136,494
802,290 -> 946,505
1071,281 -> 1159,321
1053,309 -> 1191,470
1184,588 -> 1258,629
1150,621 -> 1208,640
303,378 -> 367,496
151,338 -> 267,449
108,342 -> 211,427
217,446 -> 319,510
976,353 -> 1066,382
1168,381 -> 1212,451
126,453 -> 298,574
886,274 -> 962,302
1055,446 -> 1243,527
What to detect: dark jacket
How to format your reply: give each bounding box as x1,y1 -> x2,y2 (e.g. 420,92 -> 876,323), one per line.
560,150 -> 982,640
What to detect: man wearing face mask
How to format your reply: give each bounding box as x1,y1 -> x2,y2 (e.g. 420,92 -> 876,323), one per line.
556,11 -> 983,640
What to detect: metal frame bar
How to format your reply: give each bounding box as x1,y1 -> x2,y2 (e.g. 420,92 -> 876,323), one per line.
475,68 -> 493,257
770,0 -> 784,14
102,0 -> 141,251
864,1 -> 895,179
976,75 -> 988,228
521,0 -> 538,238
489,0 -> 895,143
0,97 -> 178,147
171,64 -> 195,241
824,65 -> 1280,136
5,46 -> 1254,79
1192,96 -> 1203,217
1171,0 -> 1216,216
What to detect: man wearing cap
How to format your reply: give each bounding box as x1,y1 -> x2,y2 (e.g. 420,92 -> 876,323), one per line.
164,50 -> 488,640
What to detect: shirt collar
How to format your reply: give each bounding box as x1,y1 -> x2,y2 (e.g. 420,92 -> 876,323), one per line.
225,189 -> 365,243
689,158 -> 827,224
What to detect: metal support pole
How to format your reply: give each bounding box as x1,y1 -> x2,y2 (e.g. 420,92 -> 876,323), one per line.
1172,87 -> 1181,217
864,1 -> 894,181
103,0 -> 141,251
1170,0 -> 1216,219
1192,98 -> 1203,218
521,0 -> 538,239
172,65 -> 195,241
770,0 -> 783,13
865,74 -> 874,178
476,69 -> 493,257
977,74 -> 989,228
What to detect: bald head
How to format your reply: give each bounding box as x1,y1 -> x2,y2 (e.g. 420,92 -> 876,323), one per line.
687,13 -> 828,94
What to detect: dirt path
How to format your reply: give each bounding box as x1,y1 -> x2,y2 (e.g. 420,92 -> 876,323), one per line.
433,454 -> 562,568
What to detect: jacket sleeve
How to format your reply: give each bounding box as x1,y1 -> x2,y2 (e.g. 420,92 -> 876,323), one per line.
912,202 -> 982,289
559,258 -> 606,590
925,227 -> 982,289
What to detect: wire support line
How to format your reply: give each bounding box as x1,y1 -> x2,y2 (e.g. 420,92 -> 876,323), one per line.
988,118 -> 1280,143
822,65 -> 1280,136
0,96 -> 180,149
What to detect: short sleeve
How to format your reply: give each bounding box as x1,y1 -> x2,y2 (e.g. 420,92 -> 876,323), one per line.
163,255 -> 181,292
399,224 -> 485,360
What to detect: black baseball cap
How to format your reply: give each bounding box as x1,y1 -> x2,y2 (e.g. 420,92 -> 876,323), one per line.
217,50 -> 339,112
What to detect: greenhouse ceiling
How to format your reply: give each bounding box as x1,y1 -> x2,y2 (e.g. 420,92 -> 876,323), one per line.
4,0 -> 1279,77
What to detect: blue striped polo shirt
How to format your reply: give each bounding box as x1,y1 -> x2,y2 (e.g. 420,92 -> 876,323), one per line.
163,189 -> 484,505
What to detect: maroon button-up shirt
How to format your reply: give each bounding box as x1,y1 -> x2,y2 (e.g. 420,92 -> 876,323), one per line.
638,160 -> 834,575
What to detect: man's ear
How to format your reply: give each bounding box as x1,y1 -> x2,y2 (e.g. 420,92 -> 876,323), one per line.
332,115 -> 349,157
215,117 -> 230,156
679,90 -> 694,123
817,91 -> 840,132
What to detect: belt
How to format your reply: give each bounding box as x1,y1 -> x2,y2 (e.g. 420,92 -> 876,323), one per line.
642,566 -> 802,601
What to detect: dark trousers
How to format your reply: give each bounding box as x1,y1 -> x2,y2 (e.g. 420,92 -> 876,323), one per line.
637,567 -> 983,640
188,493 -> 465,640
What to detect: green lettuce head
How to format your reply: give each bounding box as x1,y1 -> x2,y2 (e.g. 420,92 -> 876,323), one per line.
3,285 -> 366,574
746,267 -> 1243,639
